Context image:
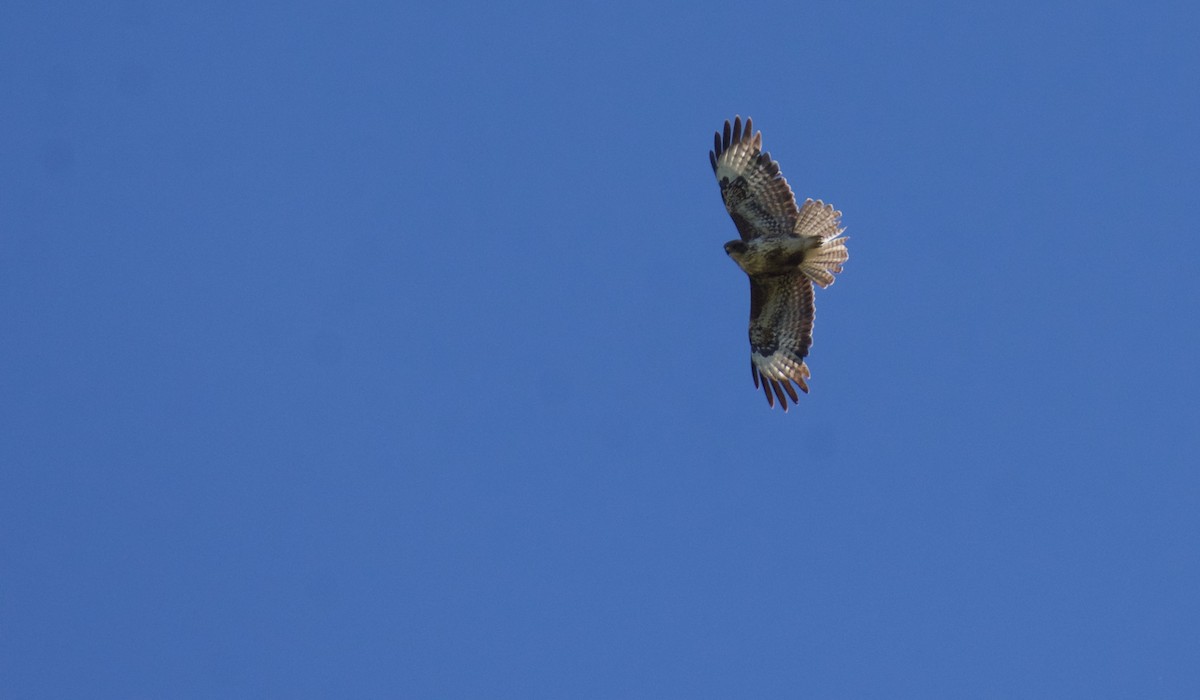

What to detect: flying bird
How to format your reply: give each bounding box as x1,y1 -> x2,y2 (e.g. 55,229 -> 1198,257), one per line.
710,116 -> 849,410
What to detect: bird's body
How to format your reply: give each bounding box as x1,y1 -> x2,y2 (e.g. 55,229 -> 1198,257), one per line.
710,116 -> 849,410
724,235 -> 820,278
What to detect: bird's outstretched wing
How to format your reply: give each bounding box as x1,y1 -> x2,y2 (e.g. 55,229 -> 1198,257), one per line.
748,274 -> 815,411
710,116 -> 799,241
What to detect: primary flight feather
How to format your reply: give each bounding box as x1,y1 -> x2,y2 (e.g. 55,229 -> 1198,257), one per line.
711,116 -> 849,411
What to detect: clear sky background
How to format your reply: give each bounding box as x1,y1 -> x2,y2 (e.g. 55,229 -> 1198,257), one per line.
3,2 -> 1199,697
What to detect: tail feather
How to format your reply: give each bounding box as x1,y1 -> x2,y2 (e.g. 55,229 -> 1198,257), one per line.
800,237 -> 849,288
794,198 -> 848,288
794,198 -> 843,239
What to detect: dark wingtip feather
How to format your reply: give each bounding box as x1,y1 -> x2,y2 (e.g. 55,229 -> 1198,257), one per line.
761,378 -> 774,407
771,380 -> 789,410
782,379 -> 800,403
715,115 -> 758,159
752,361 -> 760,388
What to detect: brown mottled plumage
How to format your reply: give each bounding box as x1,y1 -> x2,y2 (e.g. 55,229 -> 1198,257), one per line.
711,116 -> 849,411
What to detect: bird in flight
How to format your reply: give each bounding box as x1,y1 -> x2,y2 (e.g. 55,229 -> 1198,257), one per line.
710,116 -> 849,410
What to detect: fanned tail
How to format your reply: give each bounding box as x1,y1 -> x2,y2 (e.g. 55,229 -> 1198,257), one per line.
800,237 -> 848,288
794,198 -> 848,288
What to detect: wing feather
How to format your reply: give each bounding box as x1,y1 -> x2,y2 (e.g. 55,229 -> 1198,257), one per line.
710,116 -> 800,241
748,275 -> 816,411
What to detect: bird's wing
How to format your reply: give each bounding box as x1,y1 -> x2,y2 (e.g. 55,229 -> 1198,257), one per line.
748,274 -> 815,411
710,116 -> 799,241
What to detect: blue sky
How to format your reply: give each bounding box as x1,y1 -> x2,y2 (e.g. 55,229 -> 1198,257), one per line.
3,1 -> 1199,697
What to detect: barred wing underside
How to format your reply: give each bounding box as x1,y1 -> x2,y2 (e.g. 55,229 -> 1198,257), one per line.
710,116 -> 799,241
748,274 -> 815,411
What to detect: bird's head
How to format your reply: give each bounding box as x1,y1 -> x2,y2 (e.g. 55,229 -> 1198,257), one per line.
724,240 -> 748,260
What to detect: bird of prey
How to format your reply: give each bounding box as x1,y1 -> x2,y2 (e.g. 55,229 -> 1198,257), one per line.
710,116 -> 849,410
